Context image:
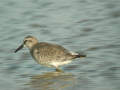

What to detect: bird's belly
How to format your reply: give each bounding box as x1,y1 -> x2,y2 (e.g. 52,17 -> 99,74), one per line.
34,56 -> 72,67
31,51 -> 72,67
50,60 -> 72,67
34,58 -> 53,67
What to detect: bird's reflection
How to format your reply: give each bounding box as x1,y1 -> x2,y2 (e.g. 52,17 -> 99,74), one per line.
26,71 -> 76,90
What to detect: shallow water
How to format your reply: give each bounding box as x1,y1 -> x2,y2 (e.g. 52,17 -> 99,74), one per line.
0,0 -> 120,90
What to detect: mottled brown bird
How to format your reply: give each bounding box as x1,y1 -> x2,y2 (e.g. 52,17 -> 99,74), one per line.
15,36 -> 86,71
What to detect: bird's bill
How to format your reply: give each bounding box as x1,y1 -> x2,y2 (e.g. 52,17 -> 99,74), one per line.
14,44 -> 24,53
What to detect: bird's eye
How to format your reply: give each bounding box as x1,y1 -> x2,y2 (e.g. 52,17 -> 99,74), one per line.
24,40 -> 32,44
28,40 -> 32,42
24,40 -> 27,44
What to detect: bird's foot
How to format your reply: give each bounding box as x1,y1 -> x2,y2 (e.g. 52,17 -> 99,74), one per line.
56,68 -> 64,72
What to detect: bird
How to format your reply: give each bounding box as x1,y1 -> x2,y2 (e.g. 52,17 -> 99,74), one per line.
14,36 -> 86,72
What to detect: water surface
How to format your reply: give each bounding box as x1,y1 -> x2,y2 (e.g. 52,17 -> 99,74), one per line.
0,0 -> 120,90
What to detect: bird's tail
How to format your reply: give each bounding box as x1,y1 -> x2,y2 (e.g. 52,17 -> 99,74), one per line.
70,51 -> 86,59
74,53 -> 86,58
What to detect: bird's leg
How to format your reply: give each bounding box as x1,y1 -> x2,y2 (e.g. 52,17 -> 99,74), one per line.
55,67 -> 63,72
